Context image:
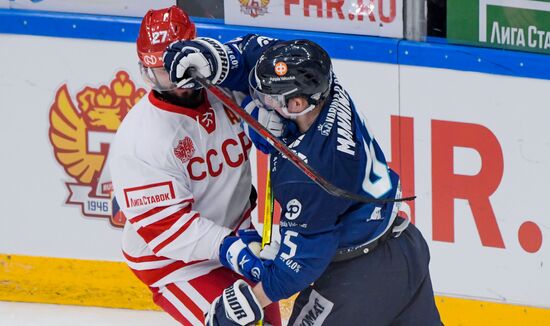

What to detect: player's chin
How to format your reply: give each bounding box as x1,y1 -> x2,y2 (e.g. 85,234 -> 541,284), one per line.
171,88 -> 197,97
172,88 -> 203,102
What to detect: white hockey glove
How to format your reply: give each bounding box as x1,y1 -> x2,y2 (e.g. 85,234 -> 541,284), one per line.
163,37 -> 229,89
242,97 -> 284,154
259,239 -> 280,261
243,100 -> 284,137
205,280 -> 263,326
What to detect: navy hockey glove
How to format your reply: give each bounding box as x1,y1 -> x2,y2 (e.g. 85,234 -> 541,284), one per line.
163,37 -> 229,89
236,229 -> 263,246
205,280 -> 263,326
219,230 -> 264,283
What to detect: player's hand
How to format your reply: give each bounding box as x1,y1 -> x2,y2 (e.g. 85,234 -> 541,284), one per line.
242,96 -> 284,154
236,229 -> 263,247
245,101 -> 284,137
163,37 -> 226,89
205,280 -> 263,326
219,230 -> 265,283
259,239 -> 280,261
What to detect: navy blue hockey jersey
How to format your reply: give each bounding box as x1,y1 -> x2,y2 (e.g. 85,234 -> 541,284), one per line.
219,34 -> 401,302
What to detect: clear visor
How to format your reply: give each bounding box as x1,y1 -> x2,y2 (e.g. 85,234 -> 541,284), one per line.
139,62 -> 177,92
248,69 -> 288,111
248,69 -> 313,119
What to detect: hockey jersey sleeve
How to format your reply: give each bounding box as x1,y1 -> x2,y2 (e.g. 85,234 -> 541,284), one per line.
260,180 -> 353,302
217,34 -> 282,92
110,153 -> 232,263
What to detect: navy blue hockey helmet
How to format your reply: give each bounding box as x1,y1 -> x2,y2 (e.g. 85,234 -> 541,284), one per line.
249,40 -> 332,118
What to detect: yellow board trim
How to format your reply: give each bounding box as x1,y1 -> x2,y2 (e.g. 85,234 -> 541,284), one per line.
0,253 -> 159,310
1,253 -> 550,325
435,296 -> 550,326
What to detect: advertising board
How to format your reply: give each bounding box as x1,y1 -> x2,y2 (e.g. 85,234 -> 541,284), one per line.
448,0 -> 550,54
1,31 -> 549,309
225,0 -> 403,38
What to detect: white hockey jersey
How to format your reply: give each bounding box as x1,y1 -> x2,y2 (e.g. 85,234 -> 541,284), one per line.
109,90 -> 253,288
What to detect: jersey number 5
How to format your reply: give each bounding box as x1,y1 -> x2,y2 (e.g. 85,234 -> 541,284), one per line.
279,230 -> 298,260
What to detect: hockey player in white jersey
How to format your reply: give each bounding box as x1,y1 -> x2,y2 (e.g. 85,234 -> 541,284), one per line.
109,6 -> 281,326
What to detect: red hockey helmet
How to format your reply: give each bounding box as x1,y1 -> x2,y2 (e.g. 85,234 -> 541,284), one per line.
137,6 -> 196,91
137,6 -> 196,68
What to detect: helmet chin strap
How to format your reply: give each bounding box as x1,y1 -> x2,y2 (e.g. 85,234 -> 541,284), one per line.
280,103 -> 317,120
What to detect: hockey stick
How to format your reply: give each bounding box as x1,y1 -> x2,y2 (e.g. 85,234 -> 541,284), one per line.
257,166 -> 273,326
189,69 -> 415,204
261,167 -> 273,248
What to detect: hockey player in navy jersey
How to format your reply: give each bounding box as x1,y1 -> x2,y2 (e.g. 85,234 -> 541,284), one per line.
164,34 -> 442,325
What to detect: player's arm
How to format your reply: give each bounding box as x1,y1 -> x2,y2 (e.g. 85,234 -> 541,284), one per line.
252,282 -> 273,307
163,34 -> 281,92
203,183 -> 350,325
260,181 -> 351,302
110,154 -> 232,263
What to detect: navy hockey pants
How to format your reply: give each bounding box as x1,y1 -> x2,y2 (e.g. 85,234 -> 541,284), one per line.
288,222 -> 442,326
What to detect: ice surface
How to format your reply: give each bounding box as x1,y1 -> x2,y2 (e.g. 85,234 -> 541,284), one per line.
0,301 -> 179,326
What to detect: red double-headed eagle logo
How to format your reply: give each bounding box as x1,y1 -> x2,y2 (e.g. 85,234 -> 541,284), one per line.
239,0 -> 270,17
174,137 -> 195,164
48,71 -> 146,227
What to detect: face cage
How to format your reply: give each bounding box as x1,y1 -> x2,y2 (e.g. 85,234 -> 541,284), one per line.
139,62 -> 177,92
248,69 -> 316,119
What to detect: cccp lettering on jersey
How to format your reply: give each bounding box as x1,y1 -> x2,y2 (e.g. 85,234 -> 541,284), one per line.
186,131 -> 252,181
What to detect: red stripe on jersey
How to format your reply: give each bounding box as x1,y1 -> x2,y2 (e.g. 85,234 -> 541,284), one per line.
122,251 -> 169,263
166,283 -> 206,324
233,204 -> 253,232
129,199 -> 193,223
153,213 -> 200,253
129,206 -> 167,223
188,267 -> 244,303
151,287 -> 193,326
137,206 -> 193,244
130,259 -> 207,286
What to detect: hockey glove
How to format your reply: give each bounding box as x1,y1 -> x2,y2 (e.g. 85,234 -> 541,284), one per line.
242,96 -> 284,154
219,229 -> 264,283
259,239 -> 280,261
163,37 -> 228,89
205,280 -> 263,326
236,229 -> 263,247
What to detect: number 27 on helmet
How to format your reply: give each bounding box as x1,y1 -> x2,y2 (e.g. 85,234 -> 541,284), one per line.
136,5 -> 196,92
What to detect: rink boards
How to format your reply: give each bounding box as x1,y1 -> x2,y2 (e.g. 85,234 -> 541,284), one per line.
0,9 -> 549,325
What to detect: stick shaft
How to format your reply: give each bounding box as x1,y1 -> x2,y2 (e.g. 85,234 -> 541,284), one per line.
189,69 -> 415,204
